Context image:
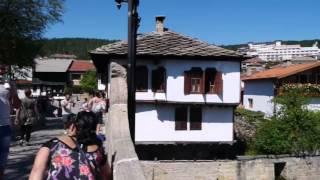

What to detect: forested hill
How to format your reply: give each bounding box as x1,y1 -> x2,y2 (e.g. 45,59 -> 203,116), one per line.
222,39 -> 320,51
38,38 -> 117,59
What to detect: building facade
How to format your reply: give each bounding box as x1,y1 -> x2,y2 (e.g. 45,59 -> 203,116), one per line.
243,41 -> 320,61
91,17 -> 244,144
243,62 -> 320,116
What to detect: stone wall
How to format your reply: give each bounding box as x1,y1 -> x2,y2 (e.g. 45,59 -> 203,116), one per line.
141,156 -> 320,180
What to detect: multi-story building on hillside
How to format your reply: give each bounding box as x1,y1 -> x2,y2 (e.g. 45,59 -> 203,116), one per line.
242,41 -> 320,61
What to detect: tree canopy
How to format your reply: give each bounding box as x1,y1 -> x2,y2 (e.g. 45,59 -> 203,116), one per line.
254,89 -> 320,155
80,71 -> 97,93
0,0 -> 64,66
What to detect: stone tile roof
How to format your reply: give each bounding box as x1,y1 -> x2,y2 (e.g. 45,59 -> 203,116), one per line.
35,59 -> 73,72
69,60 -> 95,72
242,62 -> 320,81
91,31 -> 243,59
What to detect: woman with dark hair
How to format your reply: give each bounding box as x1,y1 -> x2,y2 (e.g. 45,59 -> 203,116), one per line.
29,111 -> 110,180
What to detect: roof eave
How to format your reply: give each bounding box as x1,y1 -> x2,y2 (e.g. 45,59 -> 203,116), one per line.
89,52 -> 245,61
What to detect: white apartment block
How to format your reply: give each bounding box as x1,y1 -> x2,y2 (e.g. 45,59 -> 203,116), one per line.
245,41 -> 320,61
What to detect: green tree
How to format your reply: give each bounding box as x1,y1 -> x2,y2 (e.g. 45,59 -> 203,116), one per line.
0,0 -> 64,66
254,89 -> 320,155
80,71 -> 97,92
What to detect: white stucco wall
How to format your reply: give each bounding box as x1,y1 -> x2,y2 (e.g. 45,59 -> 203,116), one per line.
243,80 -> 275,116
135,104 -> 234,143
132,59 -> 241,104
306,98 -> 320,111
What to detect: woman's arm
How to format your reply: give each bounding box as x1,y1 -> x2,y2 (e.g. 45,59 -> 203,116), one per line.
100,162 -> 112,180
29,147 -> 50,180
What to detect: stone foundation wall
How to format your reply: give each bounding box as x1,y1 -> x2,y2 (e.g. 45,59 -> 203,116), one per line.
141,156 -> 320,180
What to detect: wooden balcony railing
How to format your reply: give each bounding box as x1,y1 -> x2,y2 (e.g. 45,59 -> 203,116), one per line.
278,83 -> 320,97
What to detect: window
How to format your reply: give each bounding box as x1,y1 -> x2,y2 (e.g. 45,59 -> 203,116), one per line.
248,98 -> 253,108
299,74 -> 308,84
191,78 -> 201,92
136,66 -> 148,91
175,107 -> 188,130
185,67 -> 223,95
175,106 -> 202,131
152,67 -> 166,92
205,68 -> 216,93
71,73 -> 81,80
184,67 -> 203,94
190,107 -> 202,130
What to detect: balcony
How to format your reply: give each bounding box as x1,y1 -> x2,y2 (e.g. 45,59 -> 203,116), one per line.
278,83 -> 320,97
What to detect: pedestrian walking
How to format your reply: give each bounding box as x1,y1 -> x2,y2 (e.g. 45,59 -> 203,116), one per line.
0,77 -> 20,180
61,92 -> 75,125
89,91 -> 106,134
29,111 -> 111,180
16,89 -> 39,146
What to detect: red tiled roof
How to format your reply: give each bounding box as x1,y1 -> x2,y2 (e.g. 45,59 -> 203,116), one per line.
69,60 -> 95,72
243,57 -> 264,64
16,79 -> 32,85
242,62 -> 320,81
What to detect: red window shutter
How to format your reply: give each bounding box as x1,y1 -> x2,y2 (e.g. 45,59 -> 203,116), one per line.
190,107 -> 202,130
214,71 -> 223,95
175,107 -> 188,130
184,71 -> 190,94
151,69 -> 157,92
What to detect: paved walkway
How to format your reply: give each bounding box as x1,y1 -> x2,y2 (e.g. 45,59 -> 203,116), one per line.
5,117 -> 64,180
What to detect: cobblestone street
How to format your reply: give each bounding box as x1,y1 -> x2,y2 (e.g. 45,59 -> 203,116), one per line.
5,118 -> 64,180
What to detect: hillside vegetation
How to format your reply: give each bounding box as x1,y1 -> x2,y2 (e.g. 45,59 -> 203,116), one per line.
38,38 -> 117,59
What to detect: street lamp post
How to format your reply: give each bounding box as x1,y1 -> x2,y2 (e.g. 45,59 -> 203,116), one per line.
114,0 -> 139,142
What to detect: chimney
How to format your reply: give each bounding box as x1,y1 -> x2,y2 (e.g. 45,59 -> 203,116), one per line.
155,16 -> 166,33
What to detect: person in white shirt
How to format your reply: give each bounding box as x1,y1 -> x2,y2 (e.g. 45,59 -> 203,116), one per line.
80,97 -> 89,112
89,91 -> 106,133
0,77 -> 20,179
61,93 -> 75,126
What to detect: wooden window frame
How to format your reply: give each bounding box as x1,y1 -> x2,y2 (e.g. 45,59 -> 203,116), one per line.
190,77 -> 201,93
205,68 -> 217,94
184,67 -> 204,94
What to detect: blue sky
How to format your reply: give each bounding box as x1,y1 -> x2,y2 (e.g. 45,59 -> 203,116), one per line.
44,0 -> 320,45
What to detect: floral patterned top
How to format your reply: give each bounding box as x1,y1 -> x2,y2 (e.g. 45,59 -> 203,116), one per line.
43,138 -> 106,180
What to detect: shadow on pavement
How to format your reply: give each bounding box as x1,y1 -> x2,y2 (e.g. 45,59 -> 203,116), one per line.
5,117 -> 64,180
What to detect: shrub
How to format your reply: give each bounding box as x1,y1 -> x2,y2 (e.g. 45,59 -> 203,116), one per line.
254,89 -> 320,155
80,70 -> 97,92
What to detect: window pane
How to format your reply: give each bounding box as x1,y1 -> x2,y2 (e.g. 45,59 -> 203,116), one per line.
71,74 -> 81,80
191,78 -> 201,92
205,68 -> 216,93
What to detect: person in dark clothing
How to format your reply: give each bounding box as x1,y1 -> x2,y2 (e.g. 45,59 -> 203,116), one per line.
16,89 -> 38,146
